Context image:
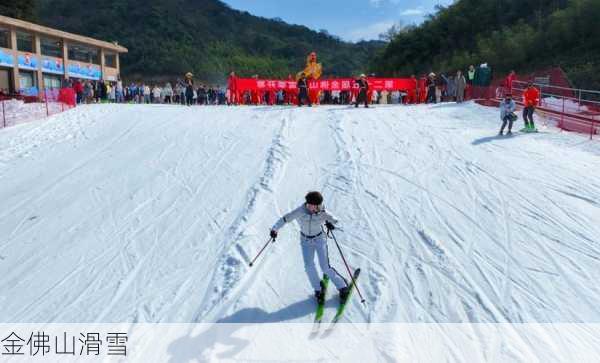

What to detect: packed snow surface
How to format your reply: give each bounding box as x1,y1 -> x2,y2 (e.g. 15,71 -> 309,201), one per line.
1,103 -> 600,360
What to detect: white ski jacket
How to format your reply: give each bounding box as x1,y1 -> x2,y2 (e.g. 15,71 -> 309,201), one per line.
272,204 -> 339,237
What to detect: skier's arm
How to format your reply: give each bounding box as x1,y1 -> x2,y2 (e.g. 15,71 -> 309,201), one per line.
323,210 -> 339,226
323,210 -> 339,231
271,205 -> 303,231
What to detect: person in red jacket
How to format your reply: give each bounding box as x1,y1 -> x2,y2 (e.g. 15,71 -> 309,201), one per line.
522,83 -> 540,131
73,79 -> 84,104
251,74 -> 260,105
285,74 -> 296,105
407,74 -> 418,104
227,71 -> 238,105
505,70 -> 516,93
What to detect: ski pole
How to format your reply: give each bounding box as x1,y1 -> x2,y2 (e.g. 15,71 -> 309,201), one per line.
328,229 -> 367,304
249,237 -> 275,267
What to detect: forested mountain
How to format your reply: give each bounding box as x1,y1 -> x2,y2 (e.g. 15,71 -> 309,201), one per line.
0,0 -> 36,21
370,0 -> 600,90
6,0 -> 597,89
3,0 -> 383,83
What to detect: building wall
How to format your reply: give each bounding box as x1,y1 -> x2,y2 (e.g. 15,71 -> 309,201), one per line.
0,21 -> 123,95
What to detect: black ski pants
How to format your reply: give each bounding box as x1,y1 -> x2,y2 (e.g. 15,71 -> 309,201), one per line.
523,106 -> 535,127
355,89 -> 368,108
298,89 -> 311,106
500,116 -> 514,133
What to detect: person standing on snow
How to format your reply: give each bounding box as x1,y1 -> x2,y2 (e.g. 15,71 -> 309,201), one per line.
354,74 -> 369,108
499,93 -> 517,135
467,65 -> 476,85
185,79 -> 194,106
426,73 -> 436,104
152,85 -> 162,103
227,71 -> 239,105
505,70 -> 516,94
269,191 -> 350,303
456,70 -> 466,103
143,84 -> 151,104
297,73 -> 312,107
522,83 -> 540,131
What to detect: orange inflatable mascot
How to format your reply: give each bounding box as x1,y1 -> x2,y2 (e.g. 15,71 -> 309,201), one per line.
296,52 -> 322,105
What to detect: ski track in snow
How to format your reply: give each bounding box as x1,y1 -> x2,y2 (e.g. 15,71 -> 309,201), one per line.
194,108 -> 293,322
1,103 -> 600,340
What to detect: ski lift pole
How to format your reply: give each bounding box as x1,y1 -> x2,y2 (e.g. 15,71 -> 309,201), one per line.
328,229 -> 366,304
249,237 -> 275,267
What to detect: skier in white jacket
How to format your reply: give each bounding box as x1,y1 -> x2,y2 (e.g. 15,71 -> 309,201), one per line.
270,191 -> 349,303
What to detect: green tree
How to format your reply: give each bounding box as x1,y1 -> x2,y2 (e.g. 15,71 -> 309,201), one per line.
0,0 -> 37,21
371,0 -> 600,90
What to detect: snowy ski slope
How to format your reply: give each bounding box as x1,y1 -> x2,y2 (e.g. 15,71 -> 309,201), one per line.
1,102 -> 600,361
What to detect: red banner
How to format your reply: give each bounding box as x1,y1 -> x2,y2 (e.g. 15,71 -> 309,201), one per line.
233,78 -> 419,92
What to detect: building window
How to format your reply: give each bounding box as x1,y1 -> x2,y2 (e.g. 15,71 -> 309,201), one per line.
41,37 -> 62,58
68,43 -> 100,64
19,70 -> 38,96
0,68 -> 11,93
105,53 -> 116,68
43,74 -> 62,89
0,28 -> 10,49
19,71 -> 35,88
17,31 -> 34,53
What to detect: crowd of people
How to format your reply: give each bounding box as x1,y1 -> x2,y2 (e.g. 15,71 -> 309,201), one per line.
69,79 -> 228,105
226,72 -> 421,107
424,64 -> 494,104
10,63 -> 541,137
224,64 -> 498,107
230,86 -> 412,106
46,62 -> 509,110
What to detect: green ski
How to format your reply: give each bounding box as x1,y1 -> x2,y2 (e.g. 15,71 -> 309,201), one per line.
520,125 -> 538,133
331,268 -> 361,324
314,275 -> 329,323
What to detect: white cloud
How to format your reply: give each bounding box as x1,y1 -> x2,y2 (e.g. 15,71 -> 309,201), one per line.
400,7 -> 424,16
370,0 -> 402,6
345,20 -> 397,42
368,2 -> 432,18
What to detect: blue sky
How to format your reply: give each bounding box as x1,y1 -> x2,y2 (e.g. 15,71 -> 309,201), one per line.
222,0 -> 454,42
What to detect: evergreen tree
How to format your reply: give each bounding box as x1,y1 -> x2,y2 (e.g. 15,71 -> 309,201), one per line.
370,0 -> 600,90
0,0 -> 37,22
24,0 -> 383,82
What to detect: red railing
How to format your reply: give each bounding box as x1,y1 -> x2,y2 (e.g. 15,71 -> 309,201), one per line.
475,78 -> 600,140
0,88 -> 75,129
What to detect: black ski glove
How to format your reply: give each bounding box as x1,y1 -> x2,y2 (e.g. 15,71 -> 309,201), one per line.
325,221 -> 335,231
270,229 -> 278,240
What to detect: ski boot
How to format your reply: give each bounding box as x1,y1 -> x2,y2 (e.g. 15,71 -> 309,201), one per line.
315,290 -> 325,304
338,286 -> 350,304
315,279 -> 328,304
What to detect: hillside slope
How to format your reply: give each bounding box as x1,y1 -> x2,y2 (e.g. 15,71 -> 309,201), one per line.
2,103 -> 600,359
32,0 -> 382,82
371,0 -> 600,90
1,103 -> 600,325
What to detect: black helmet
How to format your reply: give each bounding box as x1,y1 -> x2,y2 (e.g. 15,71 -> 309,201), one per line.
305,191 -> 323,205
